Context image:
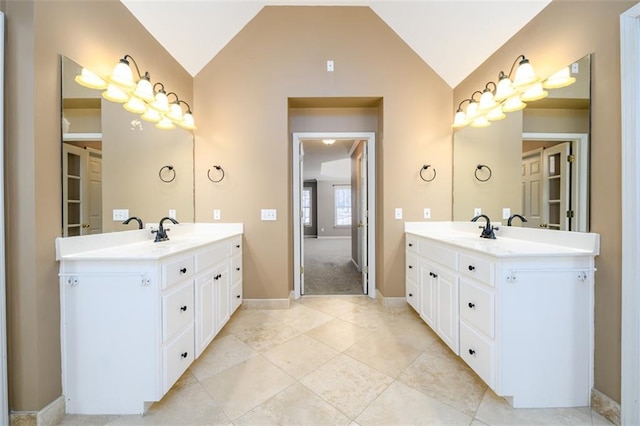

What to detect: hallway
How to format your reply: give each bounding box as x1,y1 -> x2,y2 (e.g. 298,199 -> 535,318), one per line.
303,238 -> 363,295
61,296 -> 610,425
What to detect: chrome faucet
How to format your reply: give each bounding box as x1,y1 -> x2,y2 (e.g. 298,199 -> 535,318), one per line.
507,214 -> 528,226
122,216 -> 143,229
152,217 -> 179,242
471,214 -> 497,239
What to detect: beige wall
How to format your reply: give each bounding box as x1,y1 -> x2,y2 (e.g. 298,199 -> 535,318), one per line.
193,6 -> 453,300
5,0 -> 192,412
453,0 -> 635,403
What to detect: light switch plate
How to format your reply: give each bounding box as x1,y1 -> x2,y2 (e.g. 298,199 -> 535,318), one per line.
112,209 -> 129,221
169,209 -> 176,219
395,208 -> 403,220
474,208 -> 482,217
213,209 -> 221,220
423,208 -> 431,219
502,208 -> 511,220
261,209 -> 277,221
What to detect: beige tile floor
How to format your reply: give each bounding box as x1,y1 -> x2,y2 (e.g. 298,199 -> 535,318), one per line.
61,295 -> 612,425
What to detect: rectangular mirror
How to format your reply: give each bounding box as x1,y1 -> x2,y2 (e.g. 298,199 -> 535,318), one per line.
61,56 -> 195,236
453,54 -> 591,231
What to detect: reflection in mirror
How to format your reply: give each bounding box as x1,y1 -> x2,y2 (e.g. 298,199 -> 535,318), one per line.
453,54 -> 591,232
61,56 -> 195,236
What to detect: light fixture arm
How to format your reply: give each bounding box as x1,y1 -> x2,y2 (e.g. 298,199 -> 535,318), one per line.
483,81 -> 497,93
122,54 -> 146,80
178,99 -> 193,114
167,92 -> 180,103
153,82 -> 166,94
503,54 -> 527,79
456,98 -> 472,112
470,90 -> 483,102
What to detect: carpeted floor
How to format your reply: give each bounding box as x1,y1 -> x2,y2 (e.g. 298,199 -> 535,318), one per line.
303,238 -> 364,295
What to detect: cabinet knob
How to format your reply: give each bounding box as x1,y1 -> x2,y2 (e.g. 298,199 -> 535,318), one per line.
236,294 -> 241,299
408,243 -> 413,247
409,293 -> 413,297
468,349 -> 476,355
180,305 -> 187,312
432,273 -> 438,278
408,265 -> 413,269
236,267 -> 241,271
468,265 -> 475,271
181,352 -> 188,358
236,244 -> 241,249
468,302 -> 475,309
180,267 -> 187,274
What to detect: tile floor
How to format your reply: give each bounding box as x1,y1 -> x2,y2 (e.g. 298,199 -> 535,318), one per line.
61,295 -> 612,425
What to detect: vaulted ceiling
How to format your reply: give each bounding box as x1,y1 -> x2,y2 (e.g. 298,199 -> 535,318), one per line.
120,0 -> 552,88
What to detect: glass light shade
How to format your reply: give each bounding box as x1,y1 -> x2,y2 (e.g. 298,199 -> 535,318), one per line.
140,108 -> 162,123
542,66 -> 576,89
322,139 -> 336,145
470,116 -> 491,128
502,94 -> 526,112
179,112 -> 197,130
167,102 -> 184,121
465,101 -> 480,121
133,76 -> 154,103
485,105 -> 506,121
451,110 -> 468,128
107,59 -> 135,89
520,82 -> 548,102
102,84 -> 130,103
123,96 -> 147,114
478,90 -> 498,112
513,58 -> 540,88
74,68 -> 107,90
156,116 -> 176,130
495,76 -> 515,102
150,91 -> 170,113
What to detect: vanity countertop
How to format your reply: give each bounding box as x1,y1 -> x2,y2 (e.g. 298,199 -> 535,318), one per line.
56,223 -> 243,261
405,221 -> 599,258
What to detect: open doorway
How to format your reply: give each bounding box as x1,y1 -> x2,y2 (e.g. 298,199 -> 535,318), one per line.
293,132 -> 376,299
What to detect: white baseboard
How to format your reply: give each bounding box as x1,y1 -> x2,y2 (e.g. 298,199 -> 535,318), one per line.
10,395 -> 65,425
591,388 -> 620,425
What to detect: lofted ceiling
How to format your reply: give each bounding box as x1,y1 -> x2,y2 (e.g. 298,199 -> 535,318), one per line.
120,0 -> 552,89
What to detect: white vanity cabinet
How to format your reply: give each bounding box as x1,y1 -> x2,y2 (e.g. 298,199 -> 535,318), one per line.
404,222 -> 599,409
56,224 -> 243,415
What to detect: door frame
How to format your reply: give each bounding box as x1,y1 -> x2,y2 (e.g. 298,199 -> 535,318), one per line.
292,132 -> 376,299
621,3 -> 640,423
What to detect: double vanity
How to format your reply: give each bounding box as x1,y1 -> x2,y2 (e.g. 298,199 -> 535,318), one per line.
405,221 -> 599,408
55,223 -> 243,415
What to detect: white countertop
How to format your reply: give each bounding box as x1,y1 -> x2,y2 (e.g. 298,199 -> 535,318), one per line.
405,221 -> 599,257
56,223 -> 243,261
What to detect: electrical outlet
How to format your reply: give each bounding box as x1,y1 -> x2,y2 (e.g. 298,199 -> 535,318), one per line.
571,62 -> 579,73
261,209 -> 277,221
213,209 -> 221,220
327,60 -> 334,72
474,208 -> 482,217
395,208 -> 403,220
169,209 -> 176,220
112,209 -> 129,221
502,208 -> 511,220
424,208 -> 431,219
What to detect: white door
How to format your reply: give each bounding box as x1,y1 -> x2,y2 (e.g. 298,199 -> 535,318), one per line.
521,149 -> 543,228
299,141 -> 305,295
63,144 -> 88,236
359,142 -> 368,294
87,150 -> 103,234
542,142 -> 571,230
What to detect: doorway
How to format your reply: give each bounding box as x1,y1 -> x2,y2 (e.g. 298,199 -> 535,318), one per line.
292,132 -> 376,299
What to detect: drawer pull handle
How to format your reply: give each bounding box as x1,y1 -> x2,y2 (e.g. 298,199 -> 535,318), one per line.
236,295 -> 241,299
180,305 -> 188,312
468,265 -> 475,271
468,302 -> 475,309
181,352 -> 188,359
468,349 -> 476,355
180,267 -> 187,274
432,273 -> 438,278
214,274 -> 222,280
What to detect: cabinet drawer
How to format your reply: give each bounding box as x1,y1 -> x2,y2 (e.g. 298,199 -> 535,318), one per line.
232,256 -> 242,283
231,237 -> 242,256
406,235 -> 419,253
196,242 -> 229,272
460,322 -> 495,388
406,253 -> 418,282
406,280 -> 419,312
163,324 -> 195,394
230,281 -> 242,313
163,281 -> 194,342
460,279 -> 495,338
419,241 -> 457,271
162,256 -> 195,290
459,253 -> 494,286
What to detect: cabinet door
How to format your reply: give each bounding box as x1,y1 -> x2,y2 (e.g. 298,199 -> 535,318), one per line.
215,263 -> 230,332
195,272 -> 216,358
435,268 -> 459,355
419,259 -> 436,328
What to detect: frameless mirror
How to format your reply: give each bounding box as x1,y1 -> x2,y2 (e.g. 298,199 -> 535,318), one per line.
61,56 -> 195,236
453,54 -> 591,231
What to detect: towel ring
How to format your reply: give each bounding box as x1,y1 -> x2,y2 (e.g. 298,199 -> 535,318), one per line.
419,164 -> 436,182
159,165 -> 176,183
207,165 -> 225,183
475,164 -> 492,182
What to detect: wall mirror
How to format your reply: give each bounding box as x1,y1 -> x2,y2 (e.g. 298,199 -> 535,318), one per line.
61,56 -> 195,236
453,54 -> 591,232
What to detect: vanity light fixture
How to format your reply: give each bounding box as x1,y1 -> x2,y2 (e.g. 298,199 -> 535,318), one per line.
452,99 -> 472,128
478,82 -> 499,112
542,66 -> 576,89
520,82 -> 548,102
74,54 -> 196,131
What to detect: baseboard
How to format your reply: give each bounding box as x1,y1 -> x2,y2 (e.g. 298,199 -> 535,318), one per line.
10,395 -> 65,426
242,298 -> 290,310
591,388 -> 620,425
